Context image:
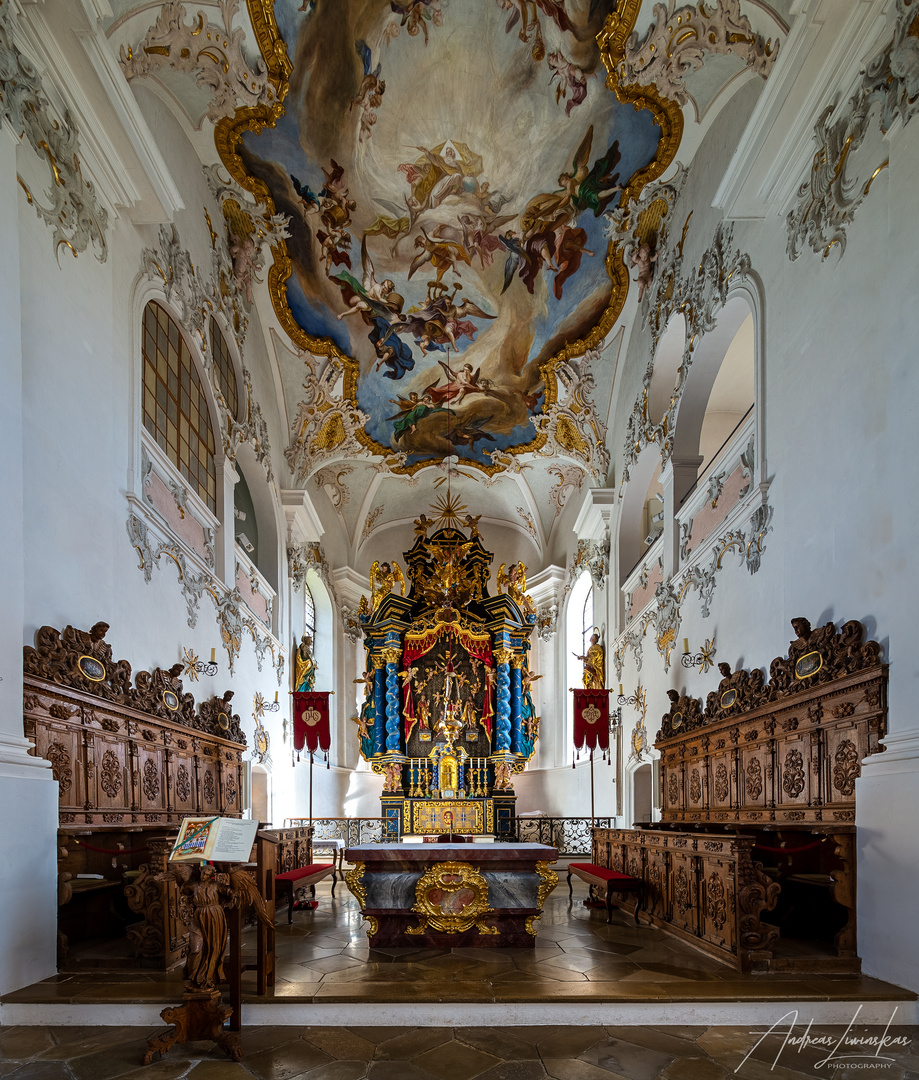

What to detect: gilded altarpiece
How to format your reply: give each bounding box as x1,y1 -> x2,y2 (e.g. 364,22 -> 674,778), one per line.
355,525 -> 537,837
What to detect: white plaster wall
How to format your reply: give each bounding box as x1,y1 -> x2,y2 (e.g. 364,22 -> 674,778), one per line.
604,81 -> 919,990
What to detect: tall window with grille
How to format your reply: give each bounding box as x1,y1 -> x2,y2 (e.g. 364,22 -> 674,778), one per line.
142,301 -> 217,512
209,317 -> 239,421
303,581 -> 316,643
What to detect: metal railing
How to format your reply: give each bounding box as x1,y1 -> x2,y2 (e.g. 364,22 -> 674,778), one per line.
285,815 -> 607,856
515,816 -> 611,856
286,816 -> 399,844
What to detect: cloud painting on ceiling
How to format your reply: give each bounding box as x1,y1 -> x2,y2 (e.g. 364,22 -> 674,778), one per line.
222,0 -> 676,473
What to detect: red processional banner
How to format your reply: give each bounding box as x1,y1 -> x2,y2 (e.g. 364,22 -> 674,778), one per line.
572,689 -> 611,751
293,691 -> 331,753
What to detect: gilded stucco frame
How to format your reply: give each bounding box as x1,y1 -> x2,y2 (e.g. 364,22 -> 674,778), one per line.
214,0 -> 683,476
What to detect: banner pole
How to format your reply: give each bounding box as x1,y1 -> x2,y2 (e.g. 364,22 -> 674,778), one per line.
590,748 -> 595,827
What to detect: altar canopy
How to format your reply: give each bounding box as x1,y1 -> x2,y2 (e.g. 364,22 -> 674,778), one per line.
353,520 -> 538,837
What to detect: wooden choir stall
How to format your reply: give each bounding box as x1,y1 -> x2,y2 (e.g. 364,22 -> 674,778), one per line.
594,618 -> 886,973
22,621 -> 248,968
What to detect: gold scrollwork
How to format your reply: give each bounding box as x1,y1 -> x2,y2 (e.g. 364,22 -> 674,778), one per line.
345,862 -> 367,908
407,861 -> 497,935
525,915 -> 541,936
364,915 -> 379,938
535,860 -> 559,910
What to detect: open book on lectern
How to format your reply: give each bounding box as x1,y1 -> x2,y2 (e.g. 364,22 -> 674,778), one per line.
169,816 -> 259,863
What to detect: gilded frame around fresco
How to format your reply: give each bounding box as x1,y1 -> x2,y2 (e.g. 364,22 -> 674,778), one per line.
214,0 -> 683,476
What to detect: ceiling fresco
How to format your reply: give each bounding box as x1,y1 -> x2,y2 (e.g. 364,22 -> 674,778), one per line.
217,0 -> 681,475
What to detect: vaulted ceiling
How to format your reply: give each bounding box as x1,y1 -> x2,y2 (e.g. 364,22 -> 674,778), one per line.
103,0 -> 788,557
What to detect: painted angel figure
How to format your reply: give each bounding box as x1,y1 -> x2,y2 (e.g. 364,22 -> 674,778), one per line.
336,239 -> 402,321
370,559 -> 405,612
351,40 -> 386,143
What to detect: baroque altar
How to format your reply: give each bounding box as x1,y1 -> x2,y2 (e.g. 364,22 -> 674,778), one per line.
353,519 -> 539,838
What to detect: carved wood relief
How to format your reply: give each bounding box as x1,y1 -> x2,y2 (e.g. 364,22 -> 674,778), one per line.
657,619 -> 886,826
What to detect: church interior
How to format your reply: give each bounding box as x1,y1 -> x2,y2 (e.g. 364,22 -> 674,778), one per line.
2,0 -> 918,1068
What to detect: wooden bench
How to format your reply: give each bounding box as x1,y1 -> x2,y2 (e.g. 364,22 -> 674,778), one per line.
567,862 -> 644,924
274,863 -> 336,924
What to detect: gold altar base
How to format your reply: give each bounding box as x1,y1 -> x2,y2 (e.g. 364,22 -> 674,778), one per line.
365,910 -> 542,948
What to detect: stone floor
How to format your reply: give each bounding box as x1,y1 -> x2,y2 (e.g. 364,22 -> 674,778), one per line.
5,877 -> 914,1008
1,1022 -> 918,1079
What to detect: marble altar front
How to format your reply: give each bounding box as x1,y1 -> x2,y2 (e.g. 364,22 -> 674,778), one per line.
344,842 -> 558,947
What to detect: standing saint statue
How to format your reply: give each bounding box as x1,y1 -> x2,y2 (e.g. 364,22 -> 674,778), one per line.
294,633 -> 316,692
574,631 -> 605,690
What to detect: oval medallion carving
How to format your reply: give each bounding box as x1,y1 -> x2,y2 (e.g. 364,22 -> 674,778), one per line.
706,872 -> 727,930
142,759 -> 160,801
714,762 -> 729,802
100,750 -> 122,798
832,739 -> 860,797
176,764 -> 191,803
794,650 -> 823,679
78,655 -> 106,682
47,742 -> 73,792
745,758 -> 763,801
782,748 -> 805,798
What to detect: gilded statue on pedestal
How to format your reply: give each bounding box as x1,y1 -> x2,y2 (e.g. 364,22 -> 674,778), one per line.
575,630 -> 605,689
369,560 -> 405,612
294,633 -> 316,691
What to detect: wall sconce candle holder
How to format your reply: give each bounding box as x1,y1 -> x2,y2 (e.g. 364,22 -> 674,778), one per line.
680,637 -> 716,673
182,647 -> 218,682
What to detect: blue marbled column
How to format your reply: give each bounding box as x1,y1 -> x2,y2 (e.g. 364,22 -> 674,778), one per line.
496,660 -> 511,753
510,663 -> 523,755
373,667 -> 386,755
385,658 -> 401,752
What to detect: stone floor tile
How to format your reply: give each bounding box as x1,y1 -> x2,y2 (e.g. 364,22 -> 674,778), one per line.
578,1035 -> 673,1080
657,1057 -> 730,1080
0,1026 -> 56,1059
0,1063 -> 77,1080
372,1028 -> 452,1060
412,1038 -> 501,1080
303,1029 -> 376,1060
527,964 -> 589,982
344,1028 -> 406,1042
185,1061 -> 255,1078
455,1030 -> 542,1061
299,955 -> 366,975
244,1039 -> 334,1079
366,1061 -> 440,1080
103,1057 -> 193,1080
535,1028 -> 606,1060
600,1026 -> 705,1058
542,1060 -> 628,1080
473,1061 -> 548,1080
294,1062 -> 368,1080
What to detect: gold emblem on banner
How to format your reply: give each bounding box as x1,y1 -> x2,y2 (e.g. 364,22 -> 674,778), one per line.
303,707 -> 321,726
582,704 -> 601,725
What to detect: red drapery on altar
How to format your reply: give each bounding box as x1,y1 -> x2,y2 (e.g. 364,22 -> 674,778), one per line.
401,621 -> 495,741
572,689 -> 611,751
293,691 -> 331,753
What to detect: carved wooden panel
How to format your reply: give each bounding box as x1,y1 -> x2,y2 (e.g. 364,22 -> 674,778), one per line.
592,827 -> 783,971
655,618 -> 886,826
23,674 -> 245,828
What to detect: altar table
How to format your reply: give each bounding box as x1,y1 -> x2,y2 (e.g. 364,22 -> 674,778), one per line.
344,842 -> 558,947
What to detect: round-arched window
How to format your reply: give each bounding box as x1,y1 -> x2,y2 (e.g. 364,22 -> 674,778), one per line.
141,301 -> 217,512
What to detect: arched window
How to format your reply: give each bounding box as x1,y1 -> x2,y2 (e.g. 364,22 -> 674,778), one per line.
304,581 -> 316,643
209,317 -> 239,420
142,301 -> 217,512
